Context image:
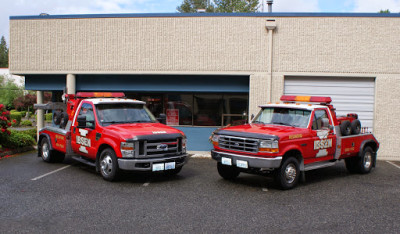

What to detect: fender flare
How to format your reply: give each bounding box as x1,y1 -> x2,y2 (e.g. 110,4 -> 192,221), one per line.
37,133 -> 53,157
281,145 -> 305,171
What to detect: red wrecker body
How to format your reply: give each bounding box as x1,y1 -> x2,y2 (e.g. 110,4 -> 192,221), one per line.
36,92 -> 188,181
211,95 -> 379,189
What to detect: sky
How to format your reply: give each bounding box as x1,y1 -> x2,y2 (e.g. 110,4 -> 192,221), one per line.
1,0 -> 400,43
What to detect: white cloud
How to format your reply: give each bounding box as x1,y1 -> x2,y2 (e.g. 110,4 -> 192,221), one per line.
352,0 -> 400,12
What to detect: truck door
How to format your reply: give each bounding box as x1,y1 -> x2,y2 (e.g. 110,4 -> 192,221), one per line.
70,102 -> 98,159
311,109 -> 336,160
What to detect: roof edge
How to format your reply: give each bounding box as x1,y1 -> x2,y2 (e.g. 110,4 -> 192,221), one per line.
9,12 -> 400,20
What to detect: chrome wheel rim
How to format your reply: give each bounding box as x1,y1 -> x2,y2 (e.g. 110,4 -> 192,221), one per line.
285,163 -> 297,184
364,152 -> 372,169
42,142 -> 49,160
100,155 -> 113,176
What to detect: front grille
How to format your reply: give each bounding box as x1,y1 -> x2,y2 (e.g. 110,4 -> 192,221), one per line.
136,138 -> 182,158
218,135 -> 259,153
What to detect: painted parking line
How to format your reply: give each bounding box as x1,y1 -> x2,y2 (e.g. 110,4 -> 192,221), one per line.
143,182 -> 150,187
31,165 -> 72,181
386,161 -> 400,170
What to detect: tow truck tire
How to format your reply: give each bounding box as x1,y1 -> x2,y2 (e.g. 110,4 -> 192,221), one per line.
351,119 -> 361,135
99,148 -> 121,181
274,157 -> 300,190
217,162 -> 240,180
340,121 -> 351,136
59,112 -> 69,129
356,146 -> 374,174
40,137 -> 57,163
53,111 -> 62,125
164,166 -> 183,176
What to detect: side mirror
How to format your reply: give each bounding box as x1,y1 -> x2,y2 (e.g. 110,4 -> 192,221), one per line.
77,115 -> 87,128
157,113 -> 167,124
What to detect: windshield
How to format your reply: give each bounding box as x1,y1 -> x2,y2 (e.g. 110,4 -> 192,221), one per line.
96,103 -> 157,126
253,107 -> 311,128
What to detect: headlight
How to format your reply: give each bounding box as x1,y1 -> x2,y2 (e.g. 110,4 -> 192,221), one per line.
259,139 -> 279,153
182,137 -> 187,153
211,134 -> 220,146
121,142 -> 135,158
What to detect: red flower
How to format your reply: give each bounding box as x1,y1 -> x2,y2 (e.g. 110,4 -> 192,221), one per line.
7,122 -> 11,126
2,112 -> 6,115
0,104 -> 3,109
6,130 -> 11,135
1,128 -> 5,133
12,119 -> 16,123
6,111 -> 10,115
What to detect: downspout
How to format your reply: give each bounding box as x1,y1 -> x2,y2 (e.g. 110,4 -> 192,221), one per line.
266,19 -> 277,102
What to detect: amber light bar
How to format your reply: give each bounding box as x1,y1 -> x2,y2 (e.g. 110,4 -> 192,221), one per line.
280,95 -> 332,104
75,92 -> 125,98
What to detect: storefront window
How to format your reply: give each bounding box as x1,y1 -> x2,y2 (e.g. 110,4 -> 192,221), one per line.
126,92 -> 248,127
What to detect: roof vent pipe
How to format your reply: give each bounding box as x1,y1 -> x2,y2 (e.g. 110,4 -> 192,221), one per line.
267,0 -> 273,13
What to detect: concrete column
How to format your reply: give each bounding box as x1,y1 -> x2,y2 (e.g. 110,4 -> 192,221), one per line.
265,20 -> 277,103
66,74 -> 76,94
36,91 -> 44,141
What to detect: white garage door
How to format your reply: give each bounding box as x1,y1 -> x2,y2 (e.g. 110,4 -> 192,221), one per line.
284,77 -> 375,131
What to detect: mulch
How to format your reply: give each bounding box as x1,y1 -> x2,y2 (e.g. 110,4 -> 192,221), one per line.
0,146 -> 36,159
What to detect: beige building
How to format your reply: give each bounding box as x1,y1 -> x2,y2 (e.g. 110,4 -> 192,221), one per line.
9,13 -> 400,160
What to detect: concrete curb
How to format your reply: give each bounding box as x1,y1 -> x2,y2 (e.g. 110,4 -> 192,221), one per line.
189,151 -> 211,158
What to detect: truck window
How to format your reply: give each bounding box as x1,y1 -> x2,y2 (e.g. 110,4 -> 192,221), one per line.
312,109 -> 328,130
253,107 -> 311,128
78,103 -> 95,127
96,103 -> 157,126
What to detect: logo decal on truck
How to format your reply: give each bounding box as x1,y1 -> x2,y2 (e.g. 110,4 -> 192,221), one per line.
314,129 -> 332,157
77,128 -> 91,154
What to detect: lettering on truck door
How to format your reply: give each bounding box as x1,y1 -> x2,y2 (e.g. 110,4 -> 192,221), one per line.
311,109 -> 336,160
71,102 -> 98,159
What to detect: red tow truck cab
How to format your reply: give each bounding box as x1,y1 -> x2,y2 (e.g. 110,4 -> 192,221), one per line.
211,95 -> 379,189
36,92 -> 188,181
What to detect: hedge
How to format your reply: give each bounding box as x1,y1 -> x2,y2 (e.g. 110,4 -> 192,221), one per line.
10,112 -> 22,126
21,120 -> 33,126
0,130 -> 35,148
20,128 -> 37,140
45,113 -> 52,122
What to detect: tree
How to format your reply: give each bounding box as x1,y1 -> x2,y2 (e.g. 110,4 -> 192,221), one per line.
0,75 -> 23,110
0,36 -> 8,68
379,9 -> 390,13
177,0 -> 259,13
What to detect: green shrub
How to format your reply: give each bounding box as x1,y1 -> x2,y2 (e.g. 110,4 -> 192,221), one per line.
20,128 -> 37,140
10,112 -> 22,126
45,113 -> 52,121
20,111 -> 27,117
2,130 -> 35,148
21,120 -> 33,126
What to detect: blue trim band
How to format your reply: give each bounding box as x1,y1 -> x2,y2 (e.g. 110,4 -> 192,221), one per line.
10,12 -> 400,20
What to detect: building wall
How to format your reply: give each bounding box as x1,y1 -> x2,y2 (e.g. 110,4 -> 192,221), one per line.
9,14 -> 400,159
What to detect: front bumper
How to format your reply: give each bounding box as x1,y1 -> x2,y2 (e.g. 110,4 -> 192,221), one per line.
118,154 -> 189,171
211,150 -> 282,169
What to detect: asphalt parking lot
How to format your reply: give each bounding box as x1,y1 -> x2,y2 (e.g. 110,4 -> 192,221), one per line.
1,151 -> 399,233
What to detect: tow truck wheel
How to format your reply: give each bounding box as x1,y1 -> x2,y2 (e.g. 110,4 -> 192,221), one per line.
340,121 -> 351,136
40,137 -> 53,162
99,148 -> 121,181
356,146 -> 374,174
274,157 -> 300,190
217,162 -> 240,180
350,119 -> 361,135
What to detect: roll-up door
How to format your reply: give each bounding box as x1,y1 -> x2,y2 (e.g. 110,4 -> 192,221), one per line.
284,77 -> 375,131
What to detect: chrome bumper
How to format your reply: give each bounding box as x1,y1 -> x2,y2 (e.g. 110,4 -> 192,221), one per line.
118,154 -> 189,171
211,150 -> 282,169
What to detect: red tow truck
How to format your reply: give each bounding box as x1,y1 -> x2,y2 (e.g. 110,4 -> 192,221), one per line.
211,95 -> 379,189
35,92 -> 188,181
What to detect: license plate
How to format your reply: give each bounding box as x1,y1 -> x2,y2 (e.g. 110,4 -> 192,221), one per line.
165,162 -> 176,170
236,160 -> 248,169
221,157 -> 232,166
152,163 -> 165,171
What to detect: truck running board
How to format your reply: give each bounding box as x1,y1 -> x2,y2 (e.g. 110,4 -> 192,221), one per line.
71,155 -> 96,167
304,161 -> 337,171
